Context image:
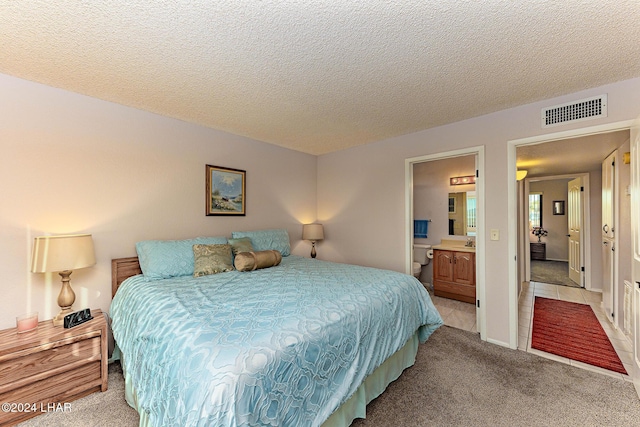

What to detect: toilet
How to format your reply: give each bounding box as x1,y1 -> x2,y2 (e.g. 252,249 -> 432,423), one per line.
412,244 -> 433,279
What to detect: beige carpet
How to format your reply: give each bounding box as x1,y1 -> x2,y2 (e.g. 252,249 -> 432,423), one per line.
17,363 -> 138,427
18,326 -> 640,426
531,260 -> 580,288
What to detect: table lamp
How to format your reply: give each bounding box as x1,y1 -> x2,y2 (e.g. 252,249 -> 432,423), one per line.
302,224 -> 324,258
30,234 -> 96,326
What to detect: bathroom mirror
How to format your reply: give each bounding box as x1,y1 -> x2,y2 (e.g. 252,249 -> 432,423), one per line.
448,191 -> 477,236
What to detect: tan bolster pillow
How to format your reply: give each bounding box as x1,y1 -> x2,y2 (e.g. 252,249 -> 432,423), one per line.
234,250 -> 282,271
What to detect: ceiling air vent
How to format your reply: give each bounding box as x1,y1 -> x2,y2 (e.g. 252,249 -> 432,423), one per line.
541,94 -> 607,128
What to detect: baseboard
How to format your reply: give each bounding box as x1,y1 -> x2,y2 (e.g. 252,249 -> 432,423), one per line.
486,337 -> 511,348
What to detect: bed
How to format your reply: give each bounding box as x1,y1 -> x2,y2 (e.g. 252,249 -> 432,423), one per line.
110,232 -> 443,427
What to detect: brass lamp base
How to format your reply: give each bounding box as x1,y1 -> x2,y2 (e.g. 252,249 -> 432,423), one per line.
53,307 -> 74,326
53,270 -> 76,326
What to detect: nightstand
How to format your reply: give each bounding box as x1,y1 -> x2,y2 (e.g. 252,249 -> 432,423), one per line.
0,309 -> 108,426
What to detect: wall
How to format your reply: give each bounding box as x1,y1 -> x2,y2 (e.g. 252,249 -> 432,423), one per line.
318,77 -> 640,346
529,179 -> 570,261
0,73 -> 317,329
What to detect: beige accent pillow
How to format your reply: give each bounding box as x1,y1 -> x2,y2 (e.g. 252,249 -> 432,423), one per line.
228,237 -> 254,255
234,250 -> 282,272
193,244 -> 234,277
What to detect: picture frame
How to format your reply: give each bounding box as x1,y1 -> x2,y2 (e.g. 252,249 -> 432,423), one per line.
206,165 -> 246,216
552,200 -> 565,215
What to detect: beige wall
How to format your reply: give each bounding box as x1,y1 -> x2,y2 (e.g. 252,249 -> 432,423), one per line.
0,74 -> 318,329
318,77 -> 640,346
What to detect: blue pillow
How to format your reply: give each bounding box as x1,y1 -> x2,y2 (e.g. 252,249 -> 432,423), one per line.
136,236 -> 228,280
231,229 -> 290,256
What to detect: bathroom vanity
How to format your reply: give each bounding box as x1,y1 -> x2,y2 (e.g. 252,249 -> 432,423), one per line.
432,240 -> 476,304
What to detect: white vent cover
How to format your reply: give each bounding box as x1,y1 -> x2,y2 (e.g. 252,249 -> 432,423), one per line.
541,94 -> 607,128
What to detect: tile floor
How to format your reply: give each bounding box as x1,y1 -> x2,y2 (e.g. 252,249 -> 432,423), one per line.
429,291 -> 478,333
519,281 -> 633,381
428,281 -> 633,380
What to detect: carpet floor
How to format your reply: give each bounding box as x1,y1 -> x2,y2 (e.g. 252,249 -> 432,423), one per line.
18,326 -> 640,427
531,297 -> 627,374
530,260 -> 580,288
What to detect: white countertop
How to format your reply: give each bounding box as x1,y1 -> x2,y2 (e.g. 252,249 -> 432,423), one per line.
432,239 -> 476,253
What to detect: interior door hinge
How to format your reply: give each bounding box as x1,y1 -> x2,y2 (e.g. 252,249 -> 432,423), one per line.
476,170 -> 479,178
580,186 -> 584,192
581,266 -> 585,272
477,300 -> 480,308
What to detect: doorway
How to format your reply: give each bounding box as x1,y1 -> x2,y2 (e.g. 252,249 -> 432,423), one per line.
523,174 -> 590,290
405,146 -> 486,340
507,121 -> 634,349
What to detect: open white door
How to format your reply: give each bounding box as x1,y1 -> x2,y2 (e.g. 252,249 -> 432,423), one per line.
630,113 -> 640,394
568,177 -> 583,286
602,151 -> 616,323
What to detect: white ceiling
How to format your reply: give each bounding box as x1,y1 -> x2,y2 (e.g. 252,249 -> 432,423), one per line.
2,1 -> 640,155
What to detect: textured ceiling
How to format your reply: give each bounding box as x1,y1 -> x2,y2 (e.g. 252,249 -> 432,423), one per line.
2,1 -> 640,155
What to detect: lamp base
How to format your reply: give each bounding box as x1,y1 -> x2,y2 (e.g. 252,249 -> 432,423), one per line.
53,270 -> 76,326
52,307 -> 74,326
310,242 -> 317,258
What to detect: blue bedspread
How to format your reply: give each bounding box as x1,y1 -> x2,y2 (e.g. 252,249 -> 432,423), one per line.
110,255 -> 443,426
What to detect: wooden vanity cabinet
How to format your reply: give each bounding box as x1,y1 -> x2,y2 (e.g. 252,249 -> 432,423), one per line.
433,249 -> 476,304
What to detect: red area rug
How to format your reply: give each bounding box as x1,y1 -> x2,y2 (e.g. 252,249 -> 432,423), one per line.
531,297 -> 627,374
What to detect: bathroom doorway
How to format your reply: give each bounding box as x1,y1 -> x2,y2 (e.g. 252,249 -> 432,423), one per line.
405,146 -> 485,340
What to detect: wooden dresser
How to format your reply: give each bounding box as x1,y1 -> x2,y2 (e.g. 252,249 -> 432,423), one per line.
433,249 -> 476,304
0,309 -> 108,426
530,242 -> 546,261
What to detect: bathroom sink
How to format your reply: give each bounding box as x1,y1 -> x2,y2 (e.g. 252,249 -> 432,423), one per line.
432,239 -> 476,253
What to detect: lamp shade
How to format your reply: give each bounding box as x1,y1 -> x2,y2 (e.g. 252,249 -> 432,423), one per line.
302,224 -> 324,242
31,234 -> 96,273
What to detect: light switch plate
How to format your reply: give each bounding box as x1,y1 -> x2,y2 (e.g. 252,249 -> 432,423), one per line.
490,229 -> 500,241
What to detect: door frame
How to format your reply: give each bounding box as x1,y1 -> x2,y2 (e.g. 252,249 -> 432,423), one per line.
522,173 -> 591,288
507,120 -> 634,349
405,145 -> 486,341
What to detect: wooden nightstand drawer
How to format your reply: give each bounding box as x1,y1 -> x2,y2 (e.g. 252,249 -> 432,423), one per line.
0,335 -> 101,394
0,362 -> 101,426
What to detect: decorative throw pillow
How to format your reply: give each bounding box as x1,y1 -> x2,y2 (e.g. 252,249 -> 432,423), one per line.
193,244 -> 234,277
231,229 -> 291,256
228,237 -> 254,255
136,236 -> 228,280
234,250 -> 282,272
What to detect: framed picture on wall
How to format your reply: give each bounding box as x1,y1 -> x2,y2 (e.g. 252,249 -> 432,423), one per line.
206,165 -> 246,216
552,200 -> 565,215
